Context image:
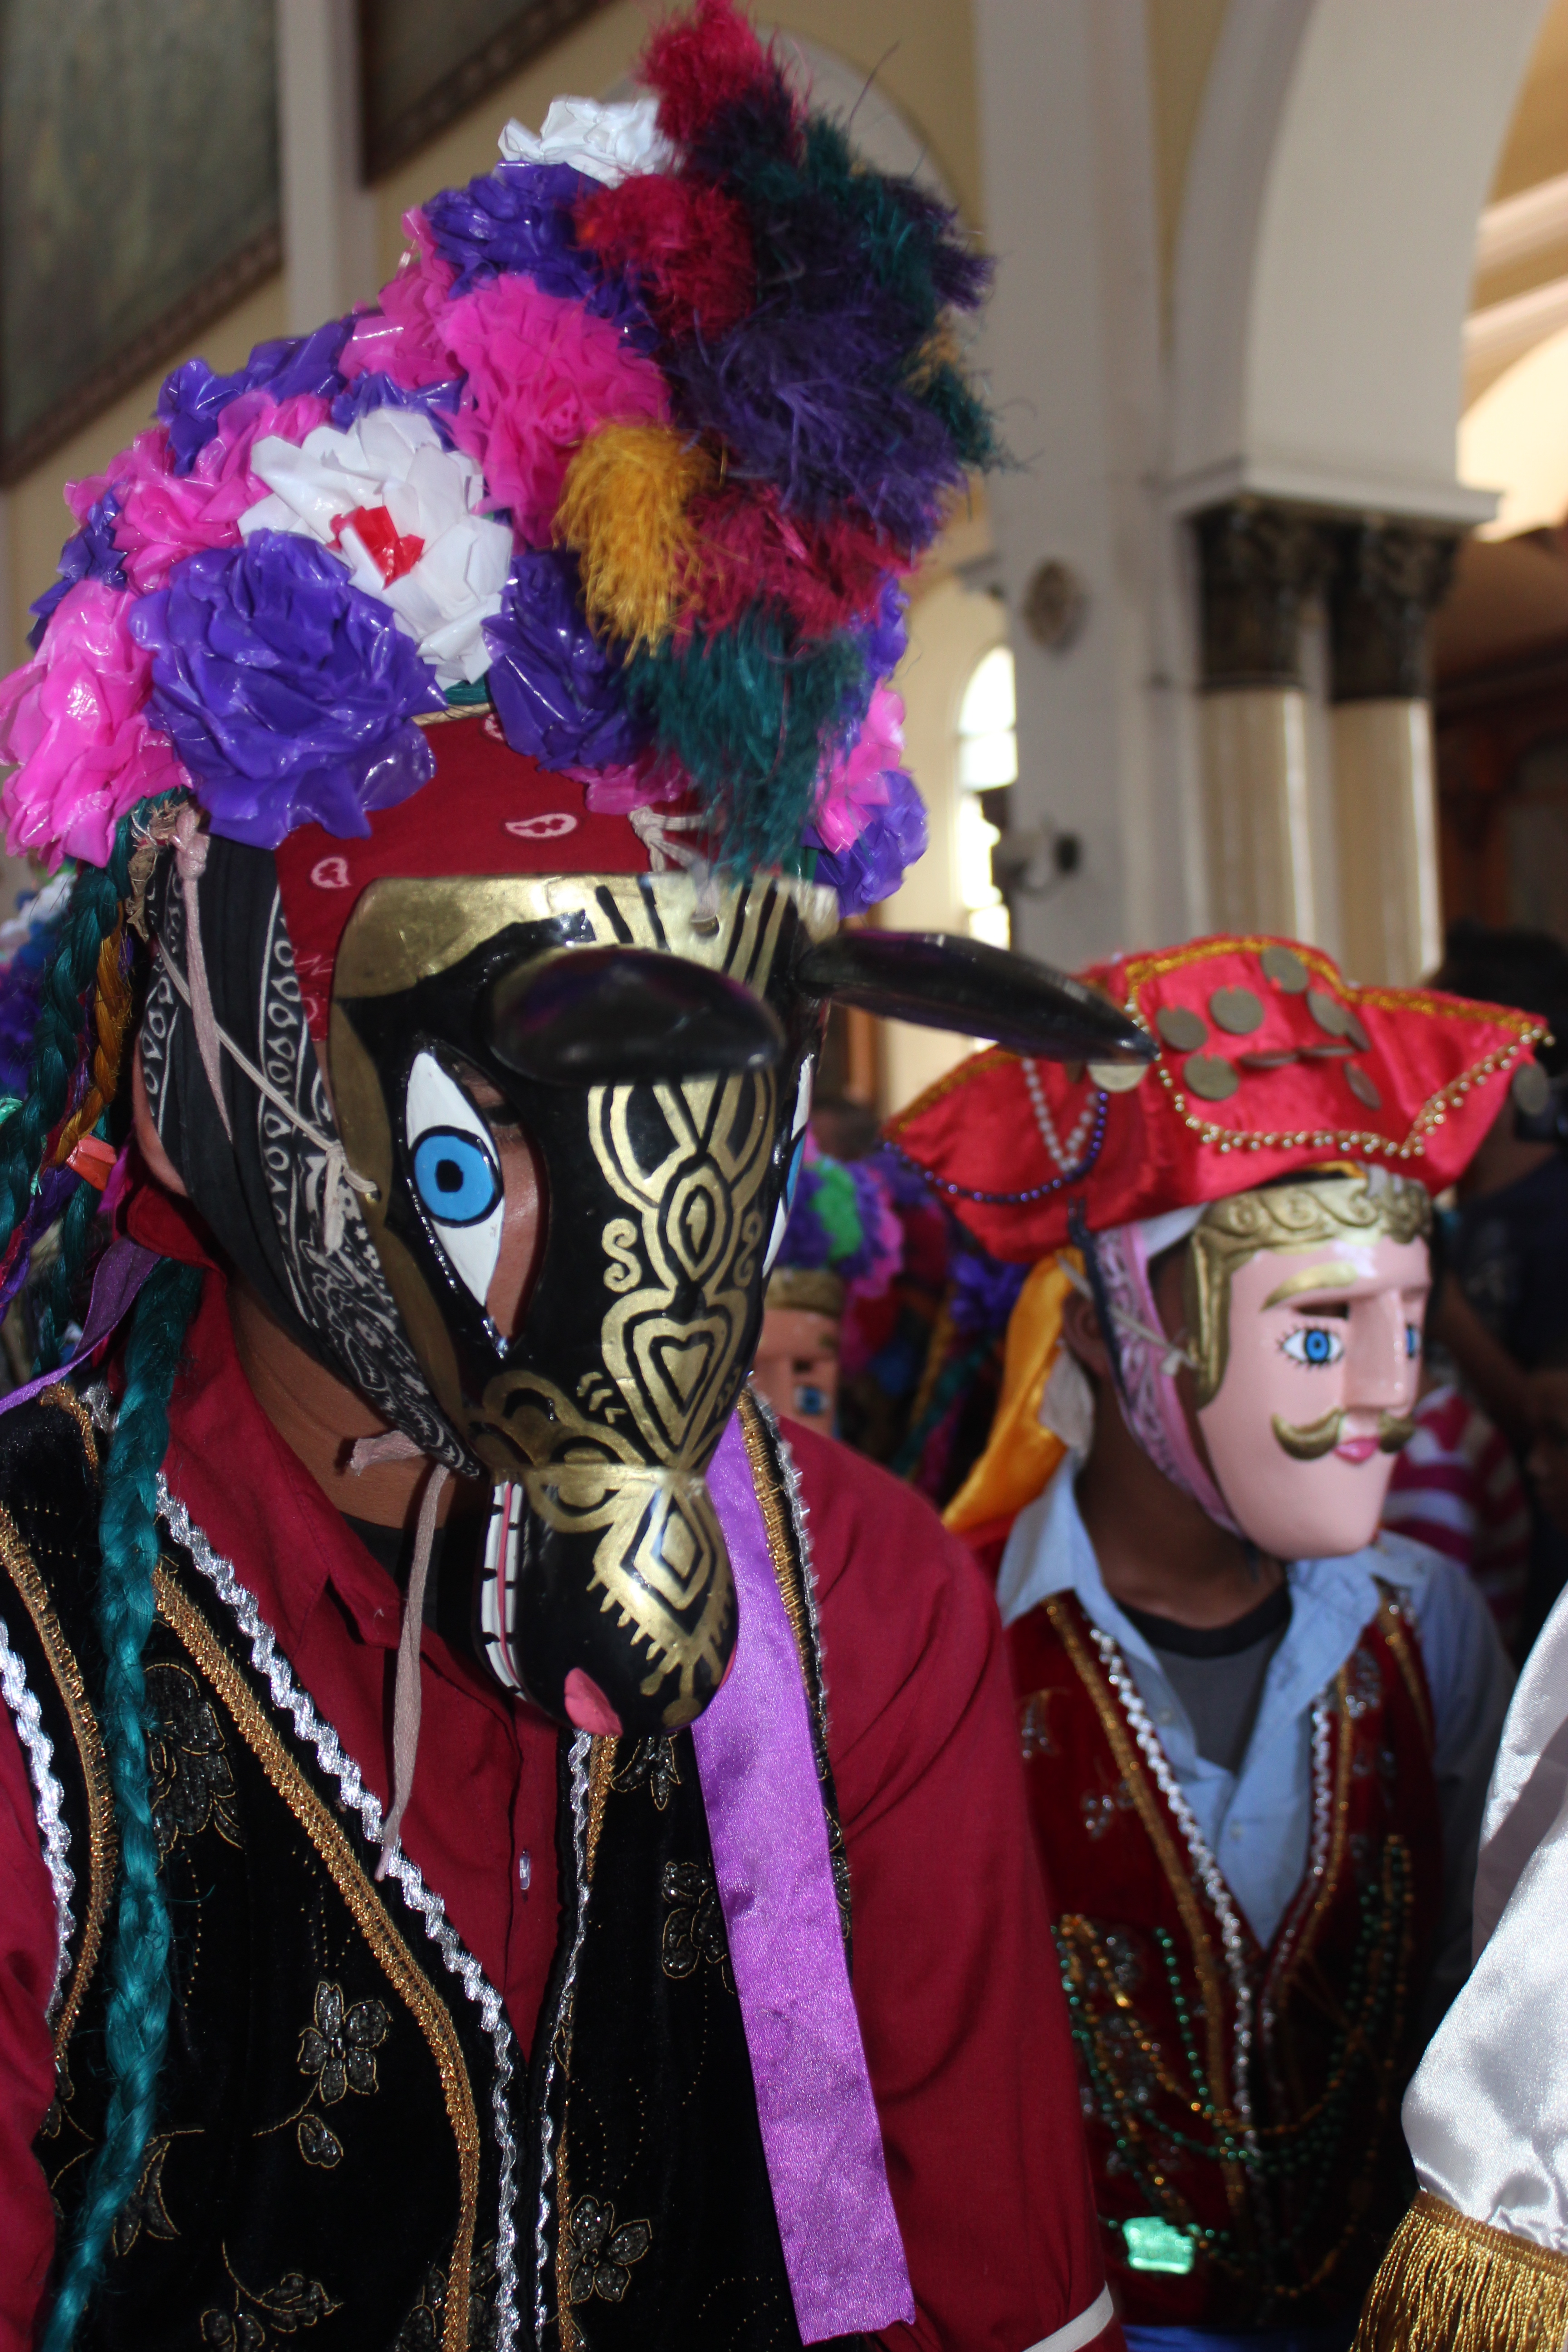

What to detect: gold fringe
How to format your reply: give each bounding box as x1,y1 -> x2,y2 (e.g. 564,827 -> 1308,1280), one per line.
1356,2193 -> 1568,2352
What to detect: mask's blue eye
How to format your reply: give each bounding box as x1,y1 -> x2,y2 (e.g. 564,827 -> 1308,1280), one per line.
412,1128 -> 501,1227
1283,1324 -> 1343,1367
1406,1323 -> 1421,1358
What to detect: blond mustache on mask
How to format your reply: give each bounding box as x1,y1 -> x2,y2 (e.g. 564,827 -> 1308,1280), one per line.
1269,1408 -> 1416,1461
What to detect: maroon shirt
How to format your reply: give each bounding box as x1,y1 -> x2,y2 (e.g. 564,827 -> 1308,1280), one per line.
0,1274 -> 1114,2352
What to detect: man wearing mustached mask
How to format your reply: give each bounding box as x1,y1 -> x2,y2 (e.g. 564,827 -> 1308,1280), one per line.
0,10 -> 1146,2347
887,934 -> 1538,2352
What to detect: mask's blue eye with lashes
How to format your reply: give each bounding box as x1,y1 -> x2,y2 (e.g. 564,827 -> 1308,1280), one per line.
1283,1325 -> 1343,1367
412,1128 -> 501,1226
1406,1323 -> 1421,1358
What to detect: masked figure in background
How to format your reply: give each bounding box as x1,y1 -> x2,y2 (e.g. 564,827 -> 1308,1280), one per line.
0,11 -> 1152,2347
750,1147 -> 901,1434
887,934 -> 1540,2352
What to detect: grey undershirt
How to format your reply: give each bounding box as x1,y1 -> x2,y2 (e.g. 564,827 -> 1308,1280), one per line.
1120,1583 -> 1292,1777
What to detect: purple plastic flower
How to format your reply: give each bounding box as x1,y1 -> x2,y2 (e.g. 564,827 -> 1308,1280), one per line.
483,550 -> 647,771
808,767 -> 927,916
130,532 -> 444,849
424,162 -> 655,348
854,578 -> 909,681
157,316 -> 353,475
328,371 -> 463,433
28,493 -> 127,650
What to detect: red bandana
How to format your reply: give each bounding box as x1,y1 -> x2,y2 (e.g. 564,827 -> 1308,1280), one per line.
274,713 -> 657,1039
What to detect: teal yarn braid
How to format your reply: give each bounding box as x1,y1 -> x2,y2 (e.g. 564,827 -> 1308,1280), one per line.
0,813 -> 140,1256
41,1255 -> 202,2352
34,1143 -> 107,1374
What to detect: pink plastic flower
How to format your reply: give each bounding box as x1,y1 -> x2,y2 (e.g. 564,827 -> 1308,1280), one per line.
0,582 -> 185,868
340,210 -> 459,390
106,391 -> 331,594
811,684 -> 905,853
441,275 -> 669,544
570,749 -> 687,814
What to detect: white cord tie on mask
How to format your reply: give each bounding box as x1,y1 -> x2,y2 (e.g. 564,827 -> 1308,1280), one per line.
629,805 -> 720,924
1058,1250 -> 1197,1380
154,942 -> 379,1251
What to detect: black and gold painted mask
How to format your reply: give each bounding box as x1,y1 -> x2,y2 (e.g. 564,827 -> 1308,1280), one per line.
328,867 -> 1150,1735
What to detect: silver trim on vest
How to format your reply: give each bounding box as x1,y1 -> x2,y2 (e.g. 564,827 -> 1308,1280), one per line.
0,1612 -> 75,2018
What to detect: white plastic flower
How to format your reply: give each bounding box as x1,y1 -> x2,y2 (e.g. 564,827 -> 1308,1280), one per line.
498,95 -> 676,187
239,409 -> 512,686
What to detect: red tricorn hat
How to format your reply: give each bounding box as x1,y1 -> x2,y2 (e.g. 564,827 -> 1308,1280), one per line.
885,933 -> 1548,1264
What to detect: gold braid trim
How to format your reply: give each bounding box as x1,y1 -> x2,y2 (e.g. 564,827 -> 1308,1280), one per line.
154,1569 -> 479,2352
736,1390 -> 812,1687
1375,1585 -> 1435,1752
1356,2192 -> 1568,2352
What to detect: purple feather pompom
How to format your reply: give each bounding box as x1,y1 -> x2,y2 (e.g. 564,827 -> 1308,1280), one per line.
669,317 -> 962,540
157,316 -> 353,475
130,532 -> 443,849
808,767 -> 927,916
484,551 -> 648,772
28,492 -> 127,650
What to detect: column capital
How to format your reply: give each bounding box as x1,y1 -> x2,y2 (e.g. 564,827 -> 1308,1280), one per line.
1193,499 -> 1326,691
1328,520 -> 1461,703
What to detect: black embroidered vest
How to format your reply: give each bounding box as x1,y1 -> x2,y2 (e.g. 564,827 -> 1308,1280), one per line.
0,1384 -> 861,2351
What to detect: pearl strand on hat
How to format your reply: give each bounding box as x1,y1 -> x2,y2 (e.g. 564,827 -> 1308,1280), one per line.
1022,1058 -> 1096,1174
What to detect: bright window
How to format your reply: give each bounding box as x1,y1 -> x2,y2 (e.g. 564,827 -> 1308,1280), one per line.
956,644 -> 1015,947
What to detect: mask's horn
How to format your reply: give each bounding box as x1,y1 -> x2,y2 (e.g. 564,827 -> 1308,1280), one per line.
796,932 -> 1155,1064
485,943 -> 785,1083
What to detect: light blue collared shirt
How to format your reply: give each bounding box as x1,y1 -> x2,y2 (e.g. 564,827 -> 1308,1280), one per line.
998,1470 -> 1514,2014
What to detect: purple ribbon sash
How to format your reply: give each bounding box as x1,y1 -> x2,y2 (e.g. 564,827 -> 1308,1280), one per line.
698,1412 -> 914,2344
0,1235 -> 157,1416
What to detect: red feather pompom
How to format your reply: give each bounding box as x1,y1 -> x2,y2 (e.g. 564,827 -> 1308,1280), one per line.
685,486 -> 909,643
641,0 -> 776,150
575,176 -> 755,338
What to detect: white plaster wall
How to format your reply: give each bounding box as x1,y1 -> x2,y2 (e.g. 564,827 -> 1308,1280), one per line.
1173,0 -> 1549,524
971,0 -> 1200,975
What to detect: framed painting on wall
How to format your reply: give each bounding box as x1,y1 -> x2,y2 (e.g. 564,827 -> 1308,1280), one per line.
0,0 -> 279,485
359,0 -> 612,181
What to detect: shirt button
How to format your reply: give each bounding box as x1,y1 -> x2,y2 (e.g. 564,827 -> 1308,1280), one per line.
1230,1825 -> 1244,1839
518,1850 -> 532,1894
1157,1710 -> 1175,1725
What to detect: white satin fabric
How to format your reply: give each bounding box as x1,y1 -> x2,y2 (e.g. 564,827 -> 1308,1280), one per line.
1402,1581 -> 1568,2249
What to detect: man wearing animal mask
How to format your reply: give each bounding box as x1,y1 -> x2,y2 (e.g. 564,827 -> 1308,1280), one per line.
0,10 -> 1149,2347
887,935 -> 1537,2351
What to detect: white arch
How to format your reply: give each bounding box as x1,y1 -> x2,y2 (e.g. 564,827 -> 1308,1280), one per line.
1170,0 -> 1551,526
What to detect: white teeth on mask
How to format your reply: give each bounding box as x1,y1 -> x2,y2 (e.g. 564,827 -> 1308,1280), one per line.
404,1051 -> 505,1310
762,1057 -> 816,1279
478,1480 -> 526,1693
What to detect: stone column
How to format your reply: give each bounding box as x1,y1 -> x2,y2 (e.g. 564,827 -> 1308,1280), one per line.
1194,500 -> 1325,938
1327,523 -> 1460,985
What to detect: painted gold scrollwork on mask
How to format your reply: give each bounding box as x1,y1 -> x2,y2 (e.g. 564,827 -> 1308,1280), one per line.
1184,1172 -> 1431,1409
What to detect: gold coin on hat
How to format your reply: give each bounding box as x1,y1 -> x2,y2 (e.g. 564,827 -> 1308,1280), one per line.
1308,989 -> 1350,1038
1210,986 -> 1264,1036
1089,1060 -> 1152,1093
1346,1065 -> 1382,1110
1512,1060 -> 1551,1116
1157,1006 -> 1208,1052
1261,944 -> 1310,993
1343,1009 -> 1370,1051
1184,1054 -> 1239,1101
